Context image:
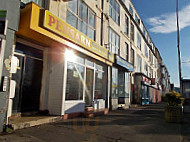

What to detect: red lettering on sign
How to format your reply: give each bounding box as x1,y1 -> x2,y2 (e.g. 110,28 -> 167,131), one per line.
48,15 -> 55,26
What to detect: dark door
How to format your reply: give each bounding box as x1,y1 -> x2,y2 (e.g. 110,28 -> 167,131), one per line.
21,57 -> 43,112
12,55 -> 43,113
85,68 -> 94,106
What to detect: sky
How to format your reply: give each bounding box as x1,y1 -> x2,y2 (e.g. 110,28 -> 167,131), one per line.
132,0 -> 190,87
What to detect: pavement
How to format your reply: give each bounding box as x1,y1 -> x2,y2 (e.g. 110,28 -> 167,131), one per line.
0,103 -> 190,142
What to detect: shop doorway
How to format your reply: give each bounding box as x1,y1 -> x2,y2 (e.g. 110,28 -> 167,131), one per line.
85,68 -> 94,106
12,43 -> 43,114
141,85 -> 149,105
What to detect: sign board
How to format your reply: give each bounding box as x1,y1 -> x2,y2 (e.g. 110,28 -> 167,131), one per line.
142,76 -> 151,85
115,55 -> 134,71
43,10 -> 114,62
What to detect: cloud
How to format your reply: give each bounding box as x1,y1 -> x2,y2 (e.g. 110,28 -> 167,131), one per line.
147,4 -> 190,34
182,56 -> 190,68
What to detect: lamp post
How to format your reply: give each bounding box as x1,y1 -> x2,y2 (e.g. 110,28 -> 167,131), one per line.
176,0 -> 182,95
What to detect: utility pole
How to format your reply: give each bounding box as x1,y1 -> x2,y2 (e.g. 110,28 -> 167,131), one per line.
176,0 -> 182,95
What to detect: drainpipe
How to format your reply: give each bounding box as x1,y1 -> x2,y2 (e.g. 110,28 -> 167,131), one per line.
100,0 -> 104,46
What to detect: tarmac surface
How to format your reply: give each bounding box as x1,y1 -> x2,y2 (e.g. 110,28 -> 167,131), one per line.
0,103 -> 190,142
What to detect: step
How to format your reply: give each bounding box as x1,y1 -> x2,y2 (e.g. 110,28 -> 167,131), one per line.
84,108 -> 109,118
9,116 -> 61,130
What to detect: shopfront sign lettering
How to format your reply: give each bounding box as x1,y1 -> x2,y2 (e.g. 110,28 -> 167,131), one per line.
43,10 -> 114,62
142,77 -> 151,85
116,55 -> 134,72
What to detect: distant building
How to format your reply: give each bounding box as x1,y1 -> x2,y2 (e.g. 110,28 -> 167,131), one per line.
161,64 -> 170,95
182,79 -> 190,98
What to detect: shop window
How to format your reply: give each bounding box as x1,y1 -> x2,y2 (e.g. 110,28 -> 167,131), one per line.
109,28 -> 120,54
21,0 -> 45,8
125,73 -> 130,98
66,62 -> 84,100
112,67 -> 118,98
86,59 -> 94,67
118,71 -> 125,97
94,70 -> 105,99
130,23 -> 134,42
67,0 -> 96,40
117,71 -> 130,98
109,0 -> 120,25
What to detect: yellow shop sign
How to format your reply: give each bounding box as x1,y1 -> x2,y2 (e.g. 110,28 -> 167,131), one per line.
43,10 -> 113,61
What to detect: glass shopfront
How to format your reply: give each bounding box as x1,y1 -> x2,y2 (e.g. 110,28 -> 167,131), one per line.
112,67 -> 118,98
66,62 -> 84,100
112,67 -> 130,98
141,85 -> 149,105
65,51 -> 107,107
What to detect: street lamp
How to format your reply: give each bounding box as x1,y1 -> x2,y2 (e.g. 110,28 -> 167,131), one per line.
176,0 -> 182,94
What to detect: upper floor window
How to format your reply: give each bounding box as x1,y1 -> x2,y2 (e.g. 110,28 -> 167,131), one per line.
67,0 -> 96,40
143,27 -> 146,37
145,63 -> 148,76
154,57 -> 157,68
21,0 -> 45,7
109,28 -> 120,54
125,43 -> 129,61
130,47 -> 135,65
109,0 -> 120,25
130,22 -> 134,42
144,44 -> 148,58
137,55 -> 142,72
149,51 -> 153,64
137,33 -> 141,49
125,15 -> 129,36
135,14 -> 140,25
129,5 -> 133,16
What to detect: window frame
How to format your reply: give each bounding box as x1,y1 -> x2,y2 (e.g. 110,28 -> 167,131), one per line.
67,0 -> 96,41
109,28 -> 120,54
144,44 -> 148,58
125,42 -> 129,61
130,22 -> 135,42
109,0 -> 120,25
144,63 -> 148,76
135,14 -> 140,25
137,32 -> 141,49
137,55 -> 142,72
130,47 -> 135,66
129,4 -> 133,16
125,15 -> 129,36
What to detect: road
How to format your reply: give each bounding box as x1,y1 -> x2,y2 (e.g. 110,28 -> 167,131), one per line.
0,103 -> 189,142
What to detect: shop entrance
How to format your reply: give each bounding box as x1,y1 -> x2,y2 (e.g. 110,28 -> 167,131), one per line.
12,43 -> 43,113
141,85 -> 149,105
85,68 -> 94,106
